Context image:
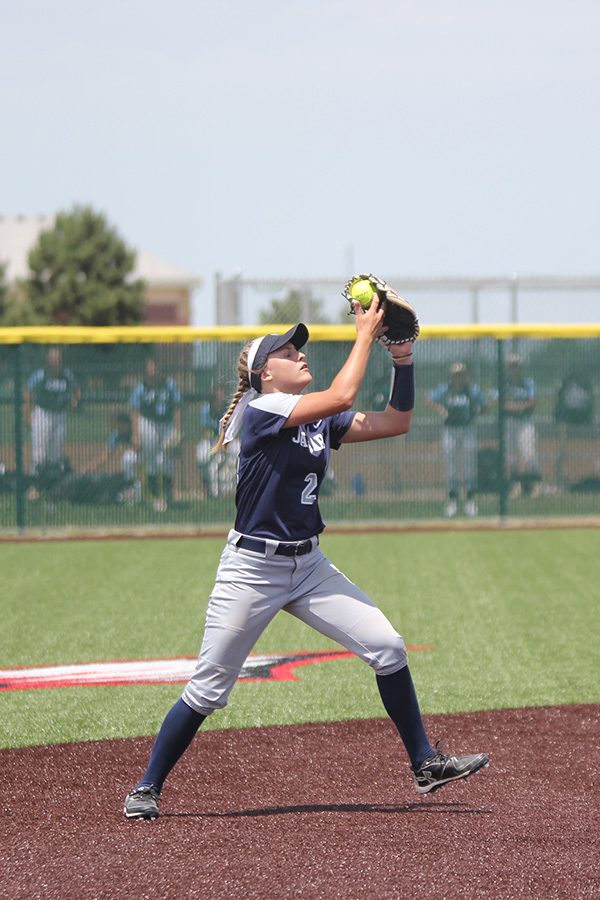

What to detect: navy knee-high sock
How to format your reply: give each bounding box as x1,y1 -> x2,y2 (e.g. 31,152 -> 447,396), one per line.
376,666 -> 434,770
139,698 -> 206,792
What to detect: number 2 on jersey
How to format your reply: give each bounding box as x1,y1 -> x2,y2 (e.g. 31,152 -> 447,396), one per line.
301,472 -> 318,505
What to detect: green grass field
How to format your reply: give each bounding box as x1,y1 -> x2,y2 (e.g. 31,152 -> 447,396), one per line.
1,529 -> 599,749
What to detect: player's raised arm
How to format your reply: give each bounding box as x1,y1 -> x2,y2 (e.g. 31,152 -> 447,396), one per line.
284,297 -> 384,428
340,344 -> 415,443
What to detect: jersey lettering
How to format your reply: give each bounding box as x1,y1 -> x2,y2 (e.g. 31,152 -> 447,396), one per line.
45,378 -> 68,393
291,423 -> 326,455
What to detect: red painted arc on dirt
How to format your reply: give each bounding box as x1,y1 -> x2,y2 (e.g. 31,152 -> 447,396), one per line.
0,647 -> 433,692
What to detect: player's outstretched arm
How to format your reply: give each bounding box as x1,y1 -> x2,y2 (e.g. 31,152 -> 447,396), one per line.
341,348 -> 414,443
285,298 -> 384,427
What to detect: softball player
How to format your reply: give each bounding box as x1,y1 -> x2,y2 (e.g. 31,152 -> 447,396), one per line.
86,412 -> 141,503
24,347 -> 80,477
426,363 -> 486,517
130,357 -> 181,512
125,298 -> 488,819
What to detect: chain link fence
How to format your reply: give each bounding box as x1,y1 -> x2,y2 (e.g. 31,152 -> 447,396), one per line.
213,274 -> 600,327
1,327 -> 599,533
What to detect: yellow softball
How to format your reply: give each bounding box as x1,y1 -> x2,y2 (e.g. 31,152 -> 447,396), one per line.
350,279 -> 375,309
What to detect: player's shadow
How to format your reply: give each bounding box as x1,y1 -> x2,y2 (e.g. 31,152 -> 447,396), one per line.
164,800 -> 492,819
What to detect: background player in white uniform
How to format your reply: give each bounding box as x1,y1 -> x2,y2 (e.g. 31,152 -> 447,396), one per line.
130,357 -> 181,512
24,347 -> 80,480
125,298 -> 489,819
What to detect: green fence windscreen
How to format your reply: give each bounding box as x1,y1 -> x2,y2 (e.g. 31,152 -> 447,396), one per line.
1,335 -> 599,532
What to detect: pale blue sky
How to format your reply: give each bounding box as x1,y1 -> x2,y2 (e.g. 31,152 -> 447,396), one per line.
2,0 -> 599,323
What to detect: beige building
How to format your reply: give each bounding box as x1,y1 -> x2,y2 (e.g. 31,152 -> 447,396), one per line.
0,214 -> 201,325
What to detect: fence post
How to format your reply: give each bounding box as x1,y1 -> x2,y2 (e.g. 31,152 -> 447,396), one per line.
215,273 -> 241,325
496,339 -> 508,519
13,343 -> 26,531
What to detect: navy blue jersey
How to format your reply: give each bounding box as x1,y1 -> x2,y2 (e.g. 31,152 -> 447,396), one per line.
234,393 -> 354,541
27,367 -> 77,413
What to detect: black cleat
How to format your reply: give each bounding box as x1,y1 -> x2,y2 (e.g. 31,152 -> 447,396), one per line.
413,742 -> 489,794
124,785 -> 161,820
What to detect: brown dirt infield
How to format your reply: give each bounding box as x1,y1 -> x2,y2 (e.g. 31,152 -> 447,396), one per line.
3,704 -> 598,899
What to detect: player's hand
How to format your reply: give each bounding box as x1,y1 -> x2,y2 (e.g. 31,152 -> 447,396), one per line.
353,295 -> 384,344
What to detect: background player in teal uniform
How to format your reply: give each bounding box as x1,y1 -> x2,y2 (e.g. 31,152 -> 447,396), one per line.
426,362 -> 487,517
130,357 -> 181,512
24,347 -> 80,488
124,297 -> 489,819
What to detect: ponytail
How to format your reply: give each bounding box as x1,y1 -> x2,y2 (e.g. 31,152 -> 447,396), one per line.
212,343 -> 256,454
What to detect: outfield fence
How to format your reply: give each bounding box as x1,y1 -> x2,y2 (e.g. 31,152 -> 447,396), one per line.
1,324 -> 599,533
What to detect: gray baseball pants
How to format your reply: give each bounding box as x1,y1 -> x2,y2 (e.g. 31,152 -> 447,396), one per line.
443,424 -> 478,495
137,416 -> 176,477
182,530 -> 407,716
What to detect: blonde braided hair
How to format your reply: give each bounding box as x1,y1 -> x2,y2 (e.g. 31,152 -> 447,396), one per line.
212,342 -> 263,453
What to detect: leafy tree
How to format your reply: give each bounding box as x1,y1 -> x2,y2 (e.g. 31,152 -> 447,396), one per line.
259,289 -> 331,325
0,262 -> 25,325
0,261 -> 8,322
21,205 -> 146,325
